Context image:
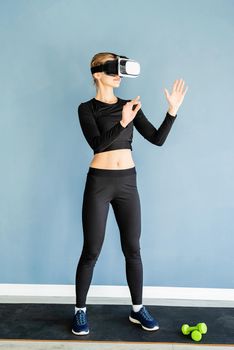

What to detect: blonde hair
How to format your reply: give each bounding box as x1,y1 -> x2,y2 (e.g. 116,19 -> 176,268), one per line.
90,52 -> 118,87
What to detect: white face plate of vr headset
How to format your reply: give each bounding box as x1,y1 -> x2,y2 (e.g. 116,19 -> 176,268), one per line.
118,57 -> 141,78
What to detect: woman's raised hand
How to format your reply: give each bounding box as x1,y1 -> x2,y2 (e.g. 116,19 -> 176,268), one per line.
120,96 -> 141,128
164,79 -> 188,116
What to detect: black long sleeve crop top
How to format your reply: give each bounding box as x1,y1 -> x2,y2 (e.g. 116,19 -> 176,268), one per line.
78,97 -> 177,154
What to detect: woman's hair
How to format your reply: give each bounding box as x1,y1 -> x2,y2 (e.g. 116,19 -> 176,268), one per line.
90,52 -> 118,87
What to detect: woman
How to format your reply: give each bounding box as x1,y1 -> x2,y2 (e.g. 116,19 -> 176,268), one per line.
72,52 -> 188,335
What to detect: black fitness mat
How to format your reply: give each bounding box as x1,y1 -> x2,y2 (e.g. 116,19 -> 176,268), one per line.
0,303 -> 234,345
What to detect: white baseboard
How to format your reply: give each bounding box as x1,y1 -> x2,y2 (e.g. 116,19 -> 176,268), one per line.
1,284 -> 234,307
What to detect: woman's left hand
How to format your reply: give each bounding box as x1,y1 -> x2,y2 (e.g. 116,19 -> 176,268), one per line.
164,79 -> 188,116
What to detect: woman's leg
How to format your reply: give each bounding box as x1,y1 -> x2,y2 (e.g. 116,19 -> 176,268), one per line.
75,172 -> 110,308
111,172 -> 143,305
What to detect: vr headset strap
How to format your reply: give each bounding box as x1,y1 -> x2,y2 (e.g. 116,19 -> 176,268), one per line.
91,55 -> 128,74
91,65 -> 105,74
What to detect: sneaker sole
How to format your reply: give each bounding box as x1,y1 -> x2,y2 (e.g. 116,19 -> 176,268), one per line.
72,329 -> 89,336
129,316 -> 159,331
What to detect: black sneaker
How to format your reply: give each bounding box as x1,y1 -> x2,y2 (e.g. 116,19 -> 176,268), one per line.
129,306 -> 159,331
72,309 -> 89,335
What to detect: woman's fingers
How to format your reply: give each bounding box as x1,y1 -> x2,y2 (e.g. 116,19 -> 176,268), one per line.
133,102 -> 141,113
129,96 -> 141,111
179,80 -> 185,92
172,80 -> 178,92
131,96 -> 140,104
172,79 -> 188,95
177,79 -> 188,95
175,79 -> 182,92
183,85 -> 189,96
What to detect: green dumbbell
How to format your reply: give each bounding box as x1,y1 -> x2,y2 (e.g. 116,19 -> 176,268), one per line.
181,322 -> 207,342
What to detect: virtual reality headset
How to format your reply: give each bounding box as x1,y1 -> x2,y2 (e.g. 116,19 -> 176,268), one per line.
91,55 -> 140,78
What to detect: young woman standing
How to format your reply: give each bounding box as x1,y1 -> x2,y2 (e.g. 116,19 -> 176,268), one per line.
72,52 -> 188,335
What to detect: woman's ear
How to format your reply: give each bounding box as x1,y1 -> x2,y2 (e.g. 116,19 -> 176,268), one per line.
93,72 -> 101,81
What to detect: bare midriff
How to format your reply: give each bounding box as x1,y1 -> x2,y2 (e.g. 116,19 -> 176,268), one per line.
89,149 -> 135,170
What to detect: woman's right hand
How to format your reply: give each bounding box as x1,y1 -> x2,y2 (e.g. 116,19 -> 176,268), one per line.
120,96 -> 141,127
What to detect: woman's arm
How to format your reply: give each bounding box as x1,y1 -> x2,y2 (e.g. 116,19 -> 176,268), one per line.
78,103 -> 126,153
133,108 -> 177,146
133,78 -> 188,146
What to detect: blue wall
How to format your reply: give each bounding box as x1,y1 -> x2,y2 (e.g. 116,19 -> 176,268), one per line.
0,0 -> 234,289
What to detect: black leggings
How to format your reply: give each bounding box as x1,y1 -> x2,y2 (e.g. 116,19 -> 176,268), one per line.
75,166 -> 143,307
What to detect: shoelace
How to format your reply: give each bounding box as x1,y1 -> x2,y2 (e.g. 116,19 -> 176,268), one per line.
140,306 -> 154,321
76,310 -> 87,325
